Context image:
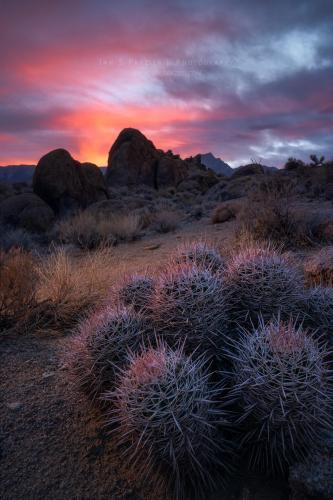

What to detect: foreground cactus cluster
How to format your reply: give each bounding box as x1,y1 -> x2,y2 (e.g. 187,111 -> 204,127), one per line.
66,241 -> 333,499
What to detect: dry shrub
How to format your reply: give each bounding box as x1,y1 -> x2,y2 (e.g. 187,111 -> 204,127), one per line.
211,204 -> 236,224
56,211 -> 116,249
0,249 -> 37,331
32,247 -> 114,333
238,176 -> 314,248
152,209 -> 180,233
304,247 -> 333,286
284,159 -> 333,200
134,207 -> 154,229
108,213 -> 143,241
56,211 -> 143,248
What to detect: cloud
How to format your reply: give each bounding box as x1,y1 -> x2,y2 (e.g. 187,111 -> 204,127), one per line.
0,0 -> 332,166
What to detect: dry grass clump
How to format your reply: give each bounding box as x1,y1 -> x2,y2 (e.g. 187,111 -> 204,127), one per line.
230,318 -> 332,471
0,248 -> 37,331
67,307 -> 150,401
151,264 -> 228,356
223,244 -> 303,328
108,213 -> 143,241
211,204 -> 236,224
172,240 -> 225,273
56,211 -> 143,248
152,209 -> 180,233
304,247 -> 333,286
32,247 -> 114,333
56,211 -> 116,249
118,272 -> 156,312
105,343 -> 232,499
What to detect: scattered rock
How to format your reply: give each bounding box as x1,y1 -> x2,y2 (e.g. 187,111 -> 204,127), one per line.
0,192 -> 55,232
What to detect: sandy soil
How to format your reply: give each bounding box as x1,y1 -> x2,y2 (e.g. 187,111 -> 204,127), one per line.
1,213 -> 324,499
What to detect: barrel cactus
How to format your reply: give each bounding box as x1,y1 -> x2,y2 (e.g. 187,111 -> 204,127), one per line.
118,271 -> 155,312
173,241 -> 225,273
104,343 -> 232,498
223,246 -> 303,328
67,306 -> 151,401
151,264 -> 228,357
230,318 -> 332,471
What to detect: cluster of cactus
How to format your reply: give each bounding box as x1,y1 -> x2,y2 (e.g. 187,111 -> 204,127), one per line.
229,318 -> 332,470
105,343 -> 232,499
66,239 -> 333,498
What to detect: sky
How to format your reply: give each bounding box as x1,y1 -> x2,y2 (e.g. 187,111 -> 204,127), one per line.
0,0 -> 332,167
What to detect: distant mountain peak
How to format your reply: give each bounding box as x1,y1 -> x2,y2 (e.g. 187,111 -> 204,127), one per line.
199,153 -> 233,177
0,165 -> 36,183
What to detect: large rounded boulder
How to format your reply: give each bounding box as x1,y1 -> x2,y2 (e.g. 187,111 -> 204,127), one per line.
33,149 -> 108,214
106,128 -> 160,187
0,193 -> 55,232
80,162 -> 109,205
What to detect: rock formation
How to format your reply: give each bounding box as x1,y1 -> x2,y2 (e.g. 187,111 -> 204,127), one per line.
0,193 -> 55,232
106,128 -> 218,190
33,149 -> 108,213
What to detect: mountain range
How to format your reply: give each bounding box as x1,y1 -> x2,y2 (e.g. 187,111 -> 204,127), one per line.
0,165 -> 36,183
198,153 -> 233,177
0,154 -> 232,183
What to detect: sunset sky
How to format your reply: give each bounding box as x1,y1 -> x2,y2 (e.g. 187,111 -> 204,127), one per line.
1,0 -> 332,167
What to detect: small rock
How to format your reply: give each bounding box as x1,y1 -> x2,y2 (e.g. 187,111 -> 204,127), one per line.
6,402 -> 22,410
42,371 -> 56,379
144,243 -> 161,250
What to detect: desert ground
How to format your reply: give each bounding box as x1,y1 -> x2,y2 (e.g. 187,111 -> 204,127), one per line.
1,143 -> 333,500
1,219 -> 291,500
